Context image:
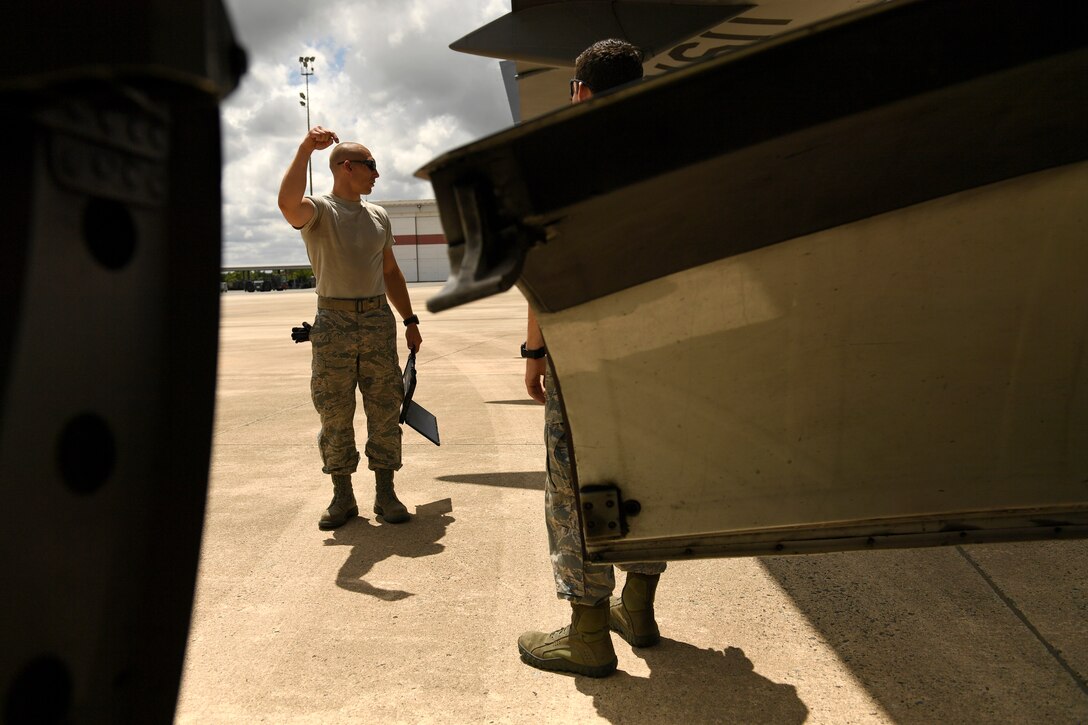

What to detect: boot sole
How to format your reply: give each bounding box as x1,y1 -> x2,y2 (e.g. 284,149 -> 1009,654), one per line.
318,505 -> 358,530
517,644 -> 616,678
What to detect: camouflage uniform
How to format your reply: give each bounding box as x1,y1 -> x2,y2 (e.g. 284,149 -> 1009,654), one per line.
544,364 -> 665,605
310,296 -> 403,475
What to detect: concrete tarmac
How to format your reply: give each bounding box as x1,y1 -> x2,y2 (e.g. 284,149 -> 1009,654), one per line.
176,284 -> 1088,724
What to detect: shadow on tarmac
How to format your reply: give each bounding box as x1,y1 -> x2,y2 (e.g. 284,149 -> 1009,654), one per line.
761,546 -> 1088,722
575,639 -> 807,724
437,471 -> 545,491
323,498 -> 454,601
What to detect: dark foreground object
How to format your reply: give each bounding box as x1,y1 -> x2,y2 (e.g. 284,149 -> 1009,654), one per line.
0,3 -> 244,722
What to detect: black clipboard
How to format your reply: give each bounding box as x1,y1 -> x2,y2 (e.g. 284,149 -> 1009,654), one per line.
401,351 -> 440,445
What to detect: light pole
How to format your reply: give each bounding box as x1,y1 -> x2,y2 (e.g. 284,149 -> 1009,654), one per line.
415,204 -> 422,282
298,55 -> 316,195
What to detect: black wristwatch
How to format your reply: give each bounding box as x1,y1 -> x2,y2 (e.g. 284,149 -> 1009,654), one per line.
403,314 -> 419,327
521,342 -> 547,359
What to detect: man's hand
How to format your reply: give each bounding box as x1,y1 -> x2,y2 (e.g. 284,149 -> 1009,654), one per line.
406,324 -> 422,353
525,358 -> 546,404
305,125 -> 339,151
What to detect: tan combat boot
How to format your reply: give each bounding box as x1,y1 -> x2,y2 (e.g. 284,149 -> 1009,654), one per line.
318,474 -> 357,530
517,601 -> 617,677
374,469 -> 409,523
609,572 -> 661,647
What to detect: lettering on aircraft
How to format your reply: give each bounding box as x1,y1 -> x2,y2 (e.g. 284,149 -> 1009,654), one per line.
651,15 -> 792,75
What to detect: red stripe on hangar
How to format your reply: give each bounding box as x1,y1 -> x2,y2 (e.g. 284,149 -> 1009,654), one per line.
394,234 -> 448,245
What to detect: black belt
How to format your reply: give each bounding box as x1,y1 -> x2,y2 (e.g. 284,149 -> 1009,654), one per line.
317,296 -> 385,313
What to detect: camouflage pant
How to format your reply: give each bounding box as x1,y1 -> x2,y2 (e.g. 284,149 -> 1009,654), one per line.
544,365 -> 665,605
310,300 -> 403,476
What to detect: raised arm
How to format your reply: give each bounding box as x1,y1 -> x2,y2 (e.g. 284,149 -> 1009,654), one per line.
278,126 -> 339,228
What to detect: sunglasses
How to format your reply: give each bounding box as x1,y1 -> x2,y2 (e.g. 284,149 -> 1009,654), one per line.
569,78 -> 592,98
342,158 -> 377,172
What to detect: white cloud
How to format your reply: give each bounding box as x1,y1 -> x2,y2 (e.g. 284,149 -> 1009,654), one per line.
219,0 -> 512,265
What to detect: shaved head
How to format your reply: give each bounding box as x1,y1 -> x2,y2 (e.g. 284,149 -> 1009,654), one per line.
329,142 -> 371,170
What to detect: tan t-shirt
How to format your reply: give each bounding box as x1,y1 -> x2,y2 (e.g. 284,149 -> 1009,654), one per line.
299,194 -> 395,298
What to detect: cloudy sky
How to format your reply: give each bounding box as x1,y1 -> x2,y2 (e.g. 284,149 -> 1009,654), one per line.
220,0 -> 514,266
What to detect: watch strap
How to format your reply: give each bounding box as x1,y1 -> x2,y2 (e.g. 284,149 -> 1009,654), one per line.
521,342 -> 547,359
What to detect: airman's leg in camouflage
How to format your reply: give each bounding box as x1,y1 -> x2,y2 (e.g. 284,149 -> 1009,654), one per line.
356,305 -> 403,472
354,303 -> 407,522
542,364 -> 614,604
311,309 -> 363,476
